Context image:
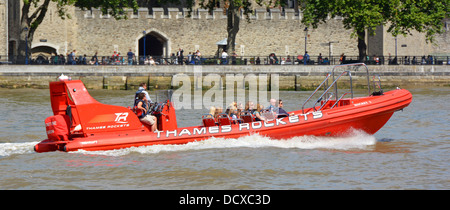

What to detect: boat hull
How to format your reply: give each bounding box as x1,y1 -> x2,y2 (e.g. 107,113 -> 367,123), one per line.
35,88 -> 412,153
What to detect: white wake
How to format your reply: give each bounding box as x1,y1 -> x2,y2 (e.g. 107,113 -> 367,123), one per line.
0,130 -> 376,157
73,129 -> 377,156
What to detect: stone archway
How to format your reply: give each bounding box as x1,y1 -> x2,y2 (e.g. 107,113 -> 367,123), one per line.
31,46 -> 57,57
30,45 -> 58,64
138,30 -> 170,58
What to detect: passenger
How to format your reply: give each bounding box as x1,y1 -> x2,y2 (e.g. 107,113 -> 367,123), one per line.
226,102 -> 237,115
245,101 -> 255,112
226,104 -> 238,120
253,104 -> 267,122
267,98 -> 278,112
136,92 -> 157,132
214,106 -> 223,119
277,99 -> 294,117
135,82 -> 152,106
208,106 -> 216,117
230,109 -> 238,120
228,102 -> 237,112
236,103 -> 244,118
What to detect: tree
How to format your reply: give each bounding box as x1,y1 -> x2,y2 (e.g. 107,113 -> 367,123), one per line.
18,0 -> 138,64
300,0 -> 449,61
190,0 -> 283,61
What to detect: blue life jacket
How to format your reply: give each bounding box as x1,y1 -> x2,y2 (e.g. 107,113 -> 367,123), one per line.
135,99 -> 147,118
134,89 -> 144,107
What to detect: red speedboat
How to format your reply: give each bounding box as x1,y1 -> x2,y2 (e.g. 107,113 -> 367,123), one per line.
34,64 -> 412,153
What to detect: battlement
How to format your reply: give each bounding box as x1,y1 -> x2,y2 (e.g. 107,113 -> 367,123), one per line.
80,7 -> 324,21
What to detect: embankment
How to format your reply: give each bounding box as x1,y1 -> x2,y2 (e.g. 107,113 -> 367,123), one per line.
0,64 -> 448,90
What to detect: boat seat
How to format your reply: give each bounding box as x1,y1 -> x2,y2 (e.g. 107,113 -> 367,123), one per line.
202,114 -> 216,127
261,110 -> 276,121
232,118 -> 243,124
217,113 -> 231,126
240,111 -> 253,123
277,113 -> 289,118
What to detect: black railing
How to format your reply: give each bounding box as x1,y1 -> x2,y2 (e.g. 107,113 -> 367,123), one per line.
1,54 -> 449,66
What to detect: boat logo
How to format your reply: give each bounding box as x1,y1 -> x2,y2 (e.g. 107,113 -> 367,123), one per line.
114,112 -> 129,124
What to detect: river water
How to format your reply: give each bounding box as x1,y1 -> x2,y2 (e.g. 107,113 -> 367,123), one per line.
0,86 -> 448,190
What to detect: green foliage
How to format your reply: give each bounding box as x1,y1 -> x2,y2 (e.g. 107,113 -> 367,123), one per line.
387,0 -> 449,42
189,0 -> 285,54
23,0 -> 139,21
300,0 -> 449,42
75,0 -> 139,19
193,0 -> 285,20
19,0 -> 139,63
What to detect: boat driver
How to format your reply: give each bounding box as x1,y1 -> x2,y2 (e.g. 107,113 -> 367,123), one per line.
135,82 -> 152,104
136,92 -> 157,132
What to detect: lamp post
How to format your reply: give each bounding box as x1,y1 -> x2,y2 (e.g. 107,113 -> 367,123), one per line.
304,27 -> 308,65
24,27 -> 29,65
395,36 -> 398,64
143,30 -> 147,59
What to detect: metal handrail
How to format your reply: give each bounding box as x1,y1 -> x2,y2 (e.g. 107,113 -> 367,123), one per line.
301,73 -> 332,114
372,74 -> 383,94
302,64 -> 365,114
330,92 -> 352,109
316,93 -> 334,112
3,55 -> 449,65
331,63 -> 366,97
313,70 -> 351,111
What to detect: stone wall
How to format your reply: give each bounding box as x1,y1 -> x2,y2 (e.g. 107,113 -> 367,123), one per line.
2,2 -> 365,58
67,7 -> 359,58
3,2 -> 449,62
381,23 -> 450,57
0,0 -> 7,57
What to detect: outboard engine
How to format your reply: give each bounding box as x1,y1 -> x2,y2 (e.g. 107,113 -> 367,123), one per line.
44,115 -> 70,141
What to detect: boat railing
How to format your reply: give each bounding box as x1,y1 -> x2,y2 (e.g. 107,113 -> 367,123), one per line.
316,93 -> 334,111
332,63 -> 370,97
314,70 -> 351,111
371,74 -> 384,95
302,70 -> 352,114
301,63 -> 373,114
301,73 -> 332,114
330,92 -> 352,109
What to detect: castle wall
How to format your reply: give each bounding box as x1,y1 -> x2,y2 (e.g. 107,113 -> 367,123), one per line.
28,4 -> 78,56
0,0 -> 7,57
383,22 -> 450,57
4,2 -> 449,61
30,6 -> 359,59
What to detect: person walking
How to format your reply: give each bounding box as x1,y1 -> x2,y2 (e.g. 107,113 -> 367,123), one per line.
127,49 -> 135,65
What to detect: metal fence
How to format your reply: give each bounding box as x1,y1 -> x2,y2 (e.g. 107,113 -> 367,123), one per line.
1,54 -> 449,66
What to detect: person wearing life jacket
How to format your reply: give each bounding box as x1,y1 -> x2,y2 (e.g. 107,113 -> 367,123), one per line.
136,92 -> 157,132
266,98 -> 278,113
134,83 -> 152,107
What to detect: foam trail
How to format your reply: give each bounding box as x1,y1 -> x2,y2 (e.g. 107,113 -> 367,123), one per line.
0,130 -> 376,157
0,142 -> 39,157
74,129 -> 377,156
